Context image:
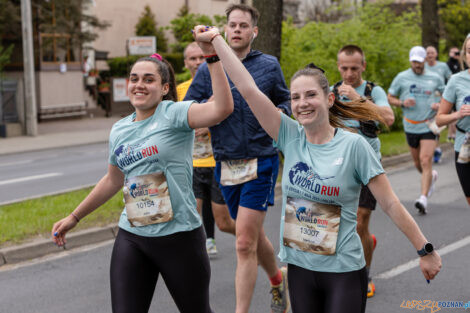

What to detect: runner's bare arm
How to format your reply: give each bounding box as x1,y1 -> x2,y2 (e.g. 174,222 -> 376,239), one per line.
51,164 -> 124,246
377,105 -> 395,126
196,27 -> 281,141
368,173 -> 442,280
188,27 -> 233,129
436,98 -> 464,127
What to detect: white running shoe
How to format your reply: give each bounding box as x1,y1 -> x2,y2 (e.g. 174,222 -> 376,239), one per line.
206,238 -> 217,258
427,170 -> 438,198
415,196 -> 428,214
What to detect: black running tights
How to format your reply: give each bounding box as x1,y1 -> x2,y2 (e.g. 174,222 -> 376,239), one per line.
287,264 -> 368,313
110,227 -> 212,313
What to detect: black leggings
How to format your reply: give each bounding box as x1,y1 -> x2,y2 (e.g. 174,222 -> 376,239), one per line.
110,227 -> 212,313
455,152 -> 470,197
287,264 -> 368,313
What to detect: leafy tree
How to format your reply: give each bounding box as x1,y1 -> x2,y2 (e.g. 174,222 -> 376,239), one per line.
439,0 -> 470,50
422,0 -> 439,49
0,44 -> 14,76
281,1 -> 421,131
135,5 -> 168,52
168,5 -> 225,52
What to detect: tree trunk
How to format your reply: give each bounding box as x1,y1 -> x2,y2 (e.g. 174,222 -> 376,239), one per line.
251,0 -> 283,60
421,0 -> 439,49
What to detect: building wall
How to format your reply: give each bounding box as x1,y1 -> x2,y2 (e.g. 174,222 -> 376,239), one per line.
38,71 -> 86,108
89,0 -> 243,58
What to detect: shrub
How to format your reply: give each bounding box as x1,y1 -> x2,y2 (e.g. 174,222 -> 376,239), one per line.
281,1 -> 420,130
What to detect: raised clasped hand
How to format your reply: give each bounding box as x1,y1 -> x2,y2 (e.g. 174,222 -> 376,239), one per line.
338,83 -> 360,101
192,25 -> 219,55
192,25 -> 219,43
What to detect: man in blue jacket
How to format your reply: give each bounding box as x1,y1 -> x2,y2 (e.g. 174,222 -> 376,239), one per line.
185,4 -> 291,313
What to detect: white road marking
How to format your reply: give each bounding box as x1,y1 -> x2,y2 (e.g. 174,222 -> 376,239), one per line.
0,159 -> 33,168
0,173 -> 62,186
375,234 -> 470,279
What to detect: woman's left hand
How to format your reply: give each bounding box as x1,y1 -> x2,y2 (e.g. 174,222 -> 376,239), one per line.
419,251 -> 442,281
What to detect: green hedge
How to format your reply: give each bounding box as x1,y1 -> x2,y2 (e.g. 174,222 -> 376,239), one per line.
107,52 -> 184,77
280,1 -> 421,131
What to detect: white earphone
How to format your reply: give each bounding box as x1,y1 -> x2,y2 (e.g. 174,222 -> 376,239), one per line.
253,33 -> 257,39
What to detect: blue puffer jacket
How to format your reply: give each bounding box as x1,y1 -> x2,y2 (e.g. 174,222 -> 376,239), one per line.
184,50 -> 291,161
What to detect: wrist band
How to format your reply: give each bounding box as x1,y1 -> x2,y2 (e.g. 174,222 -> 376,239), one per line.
205,55 -> 220,64
210,33 -> 221,43
204,54 -> 217,58
70,212 -> 80,223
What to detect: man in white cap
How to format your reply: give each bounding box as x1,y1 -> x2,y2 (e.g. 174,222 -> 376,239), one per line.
388,46 -> 445,214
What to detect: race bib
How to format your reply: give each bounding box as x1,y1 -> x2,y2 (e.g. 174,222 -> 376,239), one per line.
220,158 -> 258,186
283,197 -> 341,255
457,132 -> 470,164
123,172 -> 173,227
193,133 -> 213,160
426,118 -> 446,135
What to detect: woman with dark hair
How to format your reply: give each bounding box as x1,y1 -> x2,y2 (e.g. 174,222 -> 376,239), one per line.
436,34 -> 470,206
51,49 -> 233,312
193,25 -> 442,313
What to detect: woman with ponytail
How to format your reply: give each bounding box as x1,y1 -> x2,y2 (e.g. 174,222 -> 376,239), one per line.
194,25 -> 441,313
51,47 -> 233,312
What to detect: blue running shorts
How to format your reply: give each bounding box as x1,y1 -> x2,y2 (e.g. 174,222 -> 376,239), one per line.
215,154 -> 279,219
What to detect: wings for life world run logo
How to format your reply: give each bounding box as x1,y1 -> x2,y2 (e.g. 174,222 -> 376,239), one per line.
409,84 -> 432,96
464,95 -> 470,105
288,162 -> 340,197
114,139 -> 159,169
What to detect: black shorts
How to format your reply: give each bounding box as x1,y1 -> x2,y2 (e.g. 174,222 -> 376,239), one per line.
455,152 -> 470,197
193,167 -> 226,205
359,185 -> 376,210
405,132 -> 438,149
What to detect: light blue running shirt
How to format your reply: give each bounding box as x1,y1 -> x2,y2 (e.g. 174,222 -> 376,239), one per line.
274,114 -> 384,273
425,61 -> 452,83
388,68 -> 445,134
331,81 -> 390,159
108,100 -> 202,237
442,70 -> 470,152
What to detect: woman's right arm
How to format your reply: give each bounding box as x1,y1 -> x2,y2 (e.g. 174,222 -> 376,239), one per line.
51,164 -> 124,246
200,28 -> 282,141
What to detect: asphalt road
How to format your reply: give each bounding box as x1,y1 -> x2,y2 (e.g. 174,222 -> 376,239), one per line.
0,151 -> 469,313
0,143 -> 108,205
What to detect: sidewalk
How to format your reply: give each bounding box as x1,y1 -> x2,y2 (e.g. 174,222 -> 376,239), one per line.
0,114 -> 454,267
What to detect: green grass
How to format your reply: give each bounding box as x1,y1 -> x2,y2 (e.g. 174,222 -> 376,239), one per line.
380,129 -> 449,157
0,188 -> 124,247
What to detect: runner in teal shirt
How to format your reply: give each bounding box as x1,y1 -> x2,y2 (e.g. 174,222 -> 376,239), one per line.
51,46 -> 234,313
203,27 -> 442,313
331,44 -> 395,299
436,35 -> 470,206
388,46 -> 445,215
426,45 -> 452,83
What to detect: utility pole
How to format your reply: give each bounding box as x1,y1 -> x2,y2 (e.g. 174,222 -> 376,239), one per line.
21,0 -> 38,136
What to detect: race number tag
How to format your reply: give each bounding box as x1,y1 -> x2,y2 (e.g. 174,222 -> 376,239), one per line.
457,132 -> 470,164
193,133 -> 213,160
283,197 -> 341,255
123,172 -> 173,227
426,118 -> 446,135
220,158 -> 258,186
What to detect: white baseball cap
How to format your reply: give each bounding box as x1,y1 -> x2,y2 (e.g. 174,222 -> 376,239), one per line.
409,46 -> 426,62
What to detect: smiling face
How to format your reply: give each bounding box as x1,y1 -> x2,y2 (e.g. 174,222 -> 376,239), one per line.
290,75 -> 333,127
337,51 -> 365,88
128,61 -> 169,114
225,9 -> 258,55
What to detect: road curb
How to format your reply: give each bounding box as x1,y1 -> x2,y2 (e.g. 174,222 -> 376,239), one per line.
0,142 -> 454,267
0,225 -> 117,265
